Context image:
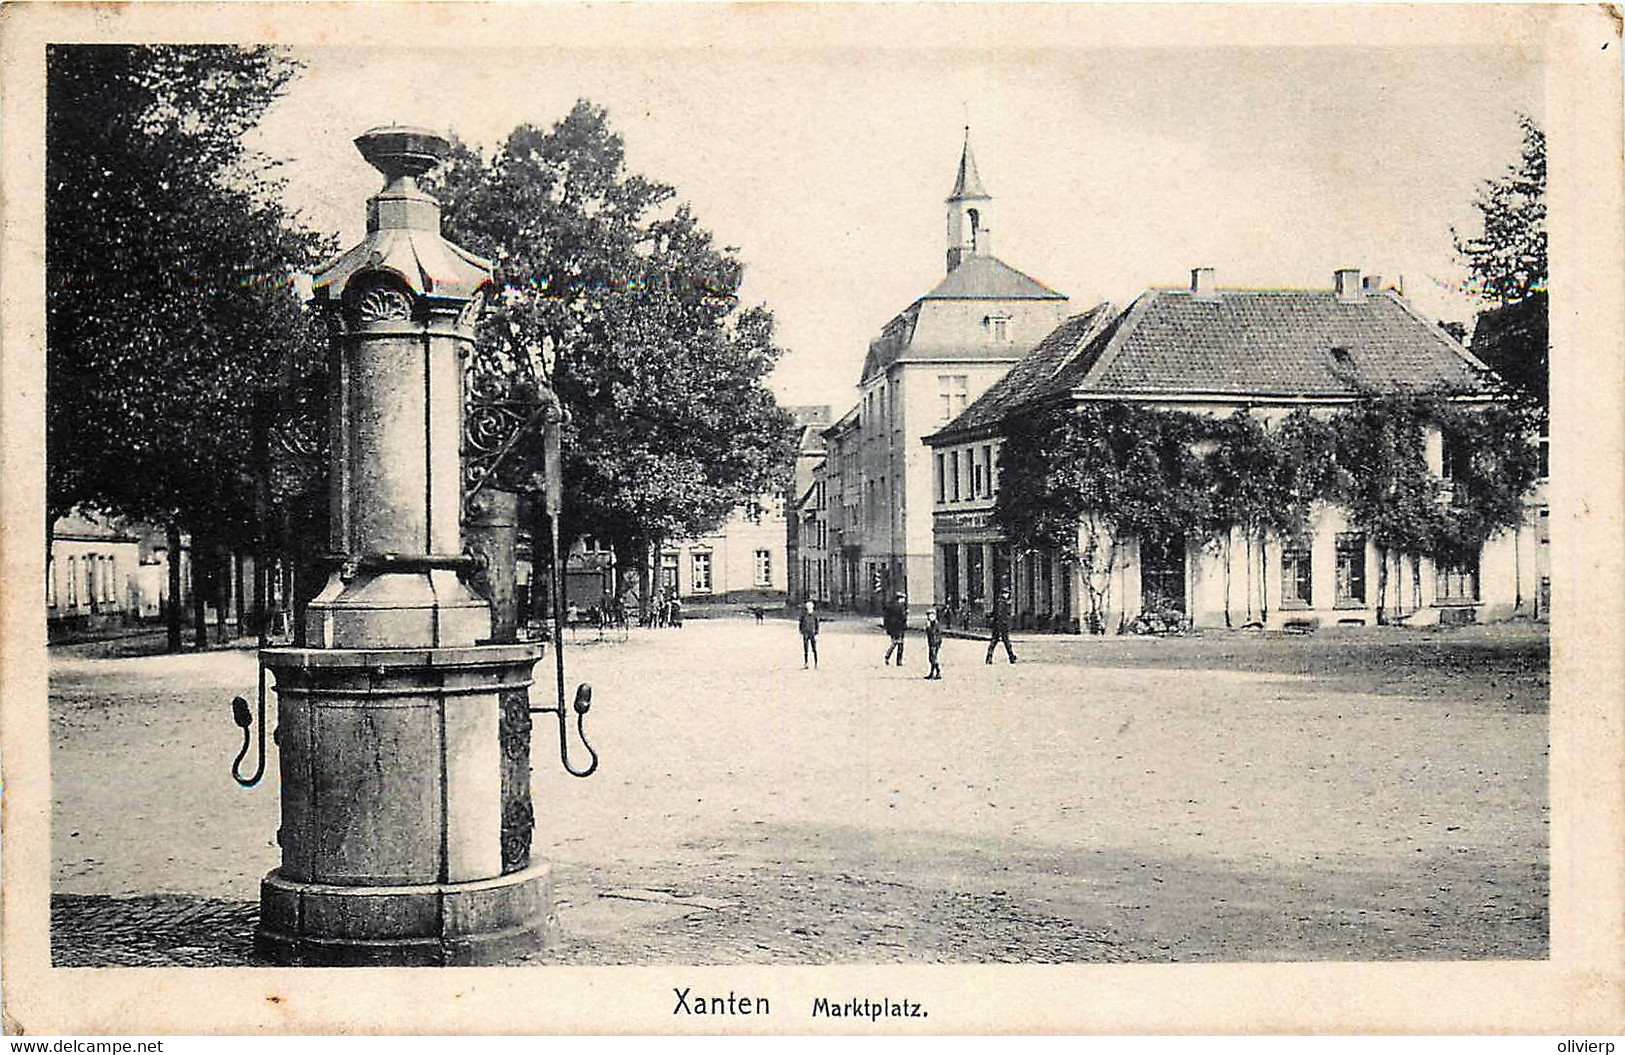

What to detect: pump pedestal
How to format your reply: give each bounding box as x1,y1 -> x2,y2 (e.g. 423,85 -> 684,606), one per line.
256,644 -> 551,966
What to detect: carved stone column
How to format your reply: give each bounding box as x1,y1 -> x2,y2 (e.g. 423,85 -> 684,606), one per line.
257,128 -> 552,966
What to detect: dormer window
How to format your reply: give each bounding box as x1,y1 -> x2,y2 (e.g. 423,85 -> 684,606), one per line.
1330,346 -> 1351,363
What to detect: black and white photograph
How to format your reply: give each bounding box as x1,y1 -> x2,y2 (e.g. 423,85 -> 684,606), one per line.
2,1 -> 1621,1037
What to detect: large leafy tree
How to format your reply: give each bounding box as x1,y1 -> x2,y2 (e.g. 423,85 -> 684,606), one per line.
436,102 -> 794,592
1454,114 -> 1546,305
1455,115 -> 1548,423
46,45 -> 330,648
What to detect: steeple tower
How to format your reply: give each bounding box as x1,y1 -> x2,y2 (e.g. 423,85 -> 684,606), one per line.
945,127 -> 992,273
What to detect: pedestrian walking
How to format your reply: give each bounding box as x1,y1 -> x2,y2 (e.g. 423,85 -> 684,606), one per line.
923,607 -> 943,680
882,591 -> 908,665
985,589 -> 1018,664
670,595 -> 684,628
799,600 -> 820,668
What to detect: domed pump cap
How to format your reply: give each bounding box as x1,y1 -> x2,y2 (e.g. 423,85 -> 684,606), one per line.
355,126 -> 450,186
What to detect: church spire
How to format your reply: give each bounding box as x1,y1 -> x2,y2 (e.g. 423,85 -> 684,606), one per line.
945,127 -> 992,273
947,126 -> 991,202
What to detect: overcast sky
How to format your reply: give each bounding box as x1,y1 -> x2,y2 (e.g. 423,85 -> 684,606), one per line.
252,35 -> 1542,415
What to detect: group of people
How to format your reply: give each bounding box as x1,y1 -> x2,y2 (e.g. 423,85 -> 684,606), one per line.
796,589 -> 1018,678
643,593 -> 683,629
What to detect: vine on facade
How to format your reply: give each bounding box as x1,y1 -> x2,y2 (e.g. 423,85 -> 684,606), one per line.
993,394 -> 1540,633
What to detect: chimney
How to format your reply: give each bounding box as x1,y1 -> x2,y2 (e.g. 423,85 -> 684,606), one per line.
1362,274 -> 1383,295
1334,268 -> 1363,303
1190,267 -> 1217,300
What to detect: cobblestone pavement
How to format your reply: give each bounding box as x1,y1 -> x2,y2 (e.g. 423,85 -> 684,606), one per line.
49,618 -> 1549,967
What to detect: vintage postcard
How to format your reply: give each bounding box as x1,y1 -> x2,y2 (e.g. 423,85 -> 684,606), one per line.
2,1 -> 1621,1036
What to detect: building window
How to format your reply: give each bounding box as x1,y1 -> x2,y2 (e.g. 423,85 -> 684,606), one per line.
691,552 -> 713,594
661,553 -> 679,593
935,453 -> 946,503
950,451 -> 961,502
46,556 -> 56,607
971,448 -> 984,498
938,374 -> 968,423
966,545 -> 985,603
1335,533 -> 1367,606
754,549 -> 773,587
988,314 -> 1010,342
1282,545 -> 1312,608
985,444 -> 997,494
67,555 -> 79,607
1435,555 -> 1479,604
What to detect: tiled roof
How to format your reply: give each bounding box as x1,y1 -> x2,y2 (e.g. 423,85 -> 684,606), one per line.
921,255 -> 1066,301
927,305 -> 1117,442
926,286 -> 1496,445
53,508 -> 140,542
1065,289 -> 1493,397
796,424 -> 828,454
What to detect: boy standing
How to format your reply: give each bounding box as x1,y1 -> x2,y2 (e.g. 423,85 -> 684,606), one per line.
799,600 -> 820,668
882,592 -> 908,665
923,607 -> 944,680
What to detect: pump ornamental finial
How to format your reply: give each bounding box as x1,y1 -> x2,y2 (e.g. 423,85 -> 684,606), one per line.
354,126 -> 449,183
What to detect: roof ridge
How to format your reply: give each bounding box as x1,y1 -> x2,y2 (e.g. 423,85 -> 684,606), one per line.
1048,302 -> 1118,380
1071,290 -> 1160,390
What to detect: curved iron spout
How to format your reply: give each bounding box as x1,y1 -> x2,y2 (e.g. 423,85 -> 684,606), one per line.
230,665 -> 268,788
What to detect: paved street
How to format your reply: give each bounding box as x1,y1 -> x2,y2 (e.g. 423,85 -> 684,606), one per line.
50,616 -> 1549,965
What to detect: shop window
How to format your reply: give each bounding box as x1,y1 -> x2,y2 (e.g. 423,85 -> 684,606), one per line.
1434,555 -> 1480,604
1282,545 -> 1312,608
1335,533 -> 1367,606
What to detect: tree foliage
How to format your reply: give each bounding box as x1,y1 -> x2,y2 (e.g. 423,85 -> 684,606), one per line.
434,102 -> 795,567
1453,114 -> 1546,305
46,45 -> 330,538
1454,115 -> 1548,425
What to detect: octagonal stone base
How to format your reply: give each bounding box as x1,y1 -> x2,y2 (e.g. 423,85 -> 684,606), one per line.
256,862 -> 556,966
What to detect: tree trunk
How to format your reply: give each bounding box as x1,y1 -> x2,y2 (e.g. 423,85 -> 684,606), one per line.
215,546 -> 230,643
166,521 -> 183,653
1375,543 -> 1390,625
1257,529 -> 1269,625
190,531 -> 208,650
234,551 -> 246,639
1242,531 -> 1255,623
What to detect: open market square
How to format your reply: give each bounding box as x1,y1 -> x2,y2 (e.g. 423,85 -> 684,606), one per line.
50,613 -> 1548,966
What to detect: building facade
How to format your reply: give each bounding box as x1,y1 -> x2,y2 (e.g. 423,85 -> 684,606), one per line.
47,509 -> 194,638
783,405 -> 832,604
660,500 -> 790,604
808,132 -> 1071,611
926,268 -> 1547,632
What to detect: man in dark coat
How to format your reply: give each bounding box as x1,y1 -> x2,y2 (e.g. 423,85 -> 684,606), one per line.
799,600 -> 820,669
882,592 -> 908,665
985,589 -> 1017,664
923,607 -> 944,680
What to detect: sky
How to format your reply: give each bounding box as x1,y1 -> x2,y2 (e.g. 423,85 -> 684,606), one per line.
251,30 -> 1543,417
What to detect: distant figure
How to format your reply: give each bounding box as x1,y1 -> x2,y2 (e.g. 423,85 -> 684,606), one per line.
923,607 -> 944,680
670,595 -> 684,628
882,592 -> 908,665
985,589 -> 1017,664
799,600 -> 820,669
754,605 -> 766,624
